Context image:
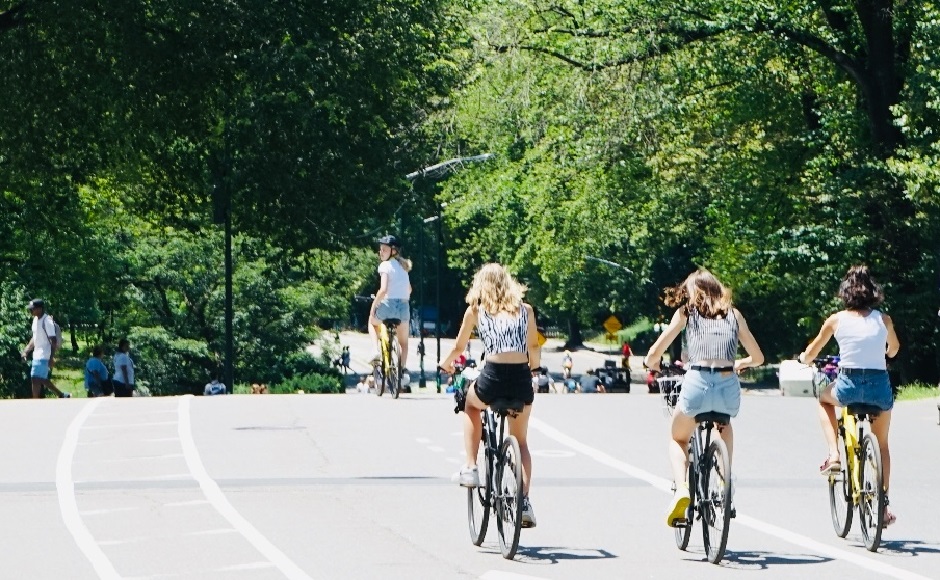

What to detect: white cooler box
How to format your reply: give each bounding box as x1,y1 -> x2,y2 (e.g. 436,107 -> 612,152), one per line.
778,359 -> 816,397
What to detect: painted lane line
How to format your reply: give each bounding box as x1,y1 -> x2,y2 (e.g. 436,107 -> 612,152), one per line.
178,395 -> 314,580
479,571 -> 548,580
164,500 -> 210,507
528,416 -> 931,580
79,507 -> 140,517
83,421 -> 177,430
184,528 -> 238,537
427,446 -> 446,453
56,398 -> 121,579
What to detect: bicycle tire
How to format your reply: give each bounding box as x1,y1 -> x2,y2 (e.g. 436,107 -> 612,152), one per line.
829,427 -> 853,538
468,445 -> 492,546
388,338 -> 401,399
674,450 -> 695,551
372,363 -> 384,397
701,437 -> 733,564
496,435 -> 524,560
859,432 -> 885,552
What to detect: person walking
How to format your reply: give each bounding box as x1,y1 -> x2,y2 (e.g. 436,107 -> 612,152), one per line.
440,263 -> 541,528
644,269 -> 764,527
112,338 -> 136,397
798,265 -> 899,526
21,299 -> 69,398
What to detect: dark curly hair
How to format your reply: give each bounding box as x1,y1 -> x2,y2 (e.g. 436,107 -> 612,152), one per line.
837,265 -> 884,310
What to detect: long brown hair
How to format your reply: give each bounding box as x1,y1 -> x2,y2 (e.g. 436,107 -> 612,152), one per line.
664,269 -> 732,318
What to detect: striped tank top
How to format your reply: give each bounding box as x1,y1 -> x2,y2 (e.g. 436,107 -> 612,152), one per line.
477,303 -> 529,355
685,308 -> 739,362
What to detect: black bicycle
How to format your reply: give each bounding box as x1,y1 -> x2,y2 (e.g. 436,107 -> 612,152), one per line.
461,365 -> 525,559
659,368 -> 733,564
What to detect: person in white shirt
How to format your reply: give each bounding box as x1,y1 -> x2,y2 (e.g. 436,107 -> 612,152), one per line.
20,299 -> 69,398
113,338 -> 136,397
369,235 -> 413,382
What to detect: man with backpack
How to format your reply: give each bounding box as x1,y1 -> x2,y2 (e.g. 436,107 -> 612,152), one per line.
21,299 -> 70,398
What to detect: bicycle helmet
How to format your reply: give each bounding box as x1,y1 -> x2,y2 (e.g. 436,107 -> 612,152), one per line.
376,234 -> 400,248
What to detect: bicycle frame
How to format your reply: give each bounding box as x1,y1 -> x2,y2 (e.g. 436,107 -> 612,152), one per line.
374,320 -> 401,398
839,409 -> 861,505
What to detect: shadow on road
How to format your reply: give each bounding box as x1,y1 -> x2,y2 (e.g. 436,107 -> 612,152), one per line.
879,539 -> 940,557
716,550 -> 831,570
509,545 -> 618,565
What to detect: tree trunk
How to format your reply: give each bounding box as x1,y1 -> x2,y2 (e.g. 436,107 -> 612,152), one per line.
564,317 -> 583,349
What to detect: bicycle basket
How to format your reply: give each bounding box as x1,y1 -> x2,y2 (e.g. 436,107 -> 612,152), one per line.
657,375 -> 684,413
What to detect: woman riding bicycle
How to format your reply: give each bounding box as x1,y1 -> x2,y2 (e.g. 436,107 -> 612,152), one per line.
798,265 -> 899,526
440,263 -> 541,528
643,269 -> 764,527
369,235 -> 412,380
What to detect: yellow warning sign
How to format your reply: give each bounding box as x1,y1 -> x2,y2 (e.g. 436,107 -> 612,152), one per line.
606,332 -> 617,341
536,331 -> 547,346
603,315 -> 622,335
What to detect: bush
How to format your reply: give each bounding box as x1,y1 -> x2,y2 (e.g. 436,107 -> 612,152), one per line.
129,326 -> 210,396
0,284 -> 31,398
272,371 -> 344,394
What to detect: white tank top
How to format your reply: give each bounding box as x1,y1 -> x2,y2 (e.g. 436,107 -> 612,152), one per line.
834,310 -> 888,370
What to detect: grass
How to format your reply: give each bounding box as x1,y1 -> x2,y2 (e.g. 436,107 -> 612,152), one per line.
895,382 -> 939,402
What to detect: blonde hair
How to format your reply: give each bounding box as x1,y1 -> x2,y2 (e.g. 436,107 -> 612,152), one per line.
465,263 -> 527,314
394,255 -> 412,272
664,269 -> 732,318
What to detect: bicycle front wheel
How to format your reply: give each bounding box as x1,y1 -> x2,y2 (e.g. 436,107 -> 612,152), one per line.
829,426 -> 853,537
858,432 -> 885,551
674,450 -> 695,551
701,437 -> 733,564
496,435 -> 524,560
468,447 -> 492,546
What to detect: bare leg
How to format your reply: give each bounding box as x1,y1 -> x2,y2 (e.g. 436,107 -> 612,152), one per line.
396,322 -> 409,369
719,421 -> 734,465
669,411 -> 697,487
817,384 -> 840,463
508,405 -> 533,495
869,409 -> 895,522
462,386 -> 484,468
31,378 -> 42,399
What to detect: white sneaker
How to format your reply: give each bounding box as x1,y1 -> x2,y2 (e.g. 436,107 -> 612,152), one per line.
521,496 -> 537,528
458,466 -> 480,488
401,372 -> 411,387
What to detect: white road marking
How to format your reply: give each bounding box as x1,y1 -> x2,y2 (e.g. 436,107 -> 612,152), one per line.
217,562 -> 277,571
184,528 -> 238,537
427,445 -> 446,453
178,395 -> 314,580
479,571 -> 548,580
80,507 -> 140,516
415,437 -> 431,444
530,449 -> 575,458
56,398 -> 122,579
164,500 -> 210,507
95,453 -> 184,463
83,421 -> 178,430
529,416 -> 931,580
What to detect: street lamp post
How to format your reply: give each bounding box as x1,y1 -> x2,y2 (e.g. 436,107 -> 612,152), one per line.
407,154 -> 494,392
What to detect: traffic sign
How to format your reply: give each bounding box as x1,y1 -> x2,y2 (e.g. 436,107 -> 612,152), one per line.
605,333 -> 617,341
536,331 -> 547,346
603,315 -> 622,335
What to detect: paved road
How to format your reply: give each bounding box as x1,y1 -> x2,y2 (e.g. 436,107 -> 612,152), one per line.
1,390 -> 938,579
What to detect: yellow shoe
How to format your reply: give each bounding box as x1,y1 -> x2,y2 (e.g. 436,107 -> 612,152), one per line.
666,487 -> 691,527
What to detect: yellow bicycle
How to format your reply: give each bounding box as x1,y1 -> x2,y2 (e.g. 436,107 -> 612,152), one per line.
811,358 -> 887,552
373,318 -> 403,399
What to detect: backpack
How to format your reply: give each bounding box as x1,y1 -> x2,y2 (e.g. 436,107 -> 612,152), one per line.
40,315 -> 62,355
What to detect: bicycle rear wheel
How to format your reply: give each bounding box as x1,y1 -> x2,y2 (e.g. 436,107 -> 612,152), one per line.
468,446 -> 492,546
829,427 -> 853,537
388,339 -> 401,399
372,362 -> 384,397
701,437 -> 732,564
858,432 -> 885,551
496,435 -> 524,560
674,451 -> 695,551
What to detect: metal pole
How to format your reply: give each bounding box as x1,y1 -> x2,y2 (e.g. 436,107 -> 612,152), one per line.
418,223 -> 426,389
224,200 -> 234,394
435,204 -> 442,393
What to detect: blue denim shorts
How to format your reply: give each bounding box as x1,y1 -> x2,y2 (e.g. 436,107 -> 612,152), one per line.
833,369 -> 893,411
677,369 -> 741,418
375,299 -> 410,323
30,359 -> 50,380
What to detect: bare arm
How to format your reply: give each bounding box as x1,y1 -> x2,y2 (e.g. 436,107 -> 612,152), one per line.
525,304 -> 541,371
733,309 -> 764,372
21,338 -> 34,359
798,313 -> 838,364
883,313 -> 900,358
440,306 -> 477,373
369,272 -> 390,324
643,308 -> 687,371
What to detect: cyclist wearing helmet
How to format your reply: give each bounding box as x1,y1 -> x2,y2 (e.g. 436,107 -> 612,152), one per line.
369,235 -> 413,379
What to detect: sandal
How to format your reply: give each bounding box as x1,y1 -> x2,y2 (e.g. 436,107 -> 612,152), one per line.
819,456 -> 841,474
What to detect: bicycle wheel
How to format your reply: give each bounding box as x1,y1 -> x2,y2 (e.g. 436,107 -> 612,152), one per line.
388,339 -> 401,399
674,451 -> 695,551
701,437 -> 733,564
858,432 -> 885,551
468,445 -> 492,546
495,435 -> 524,560
828,428 -> 853,538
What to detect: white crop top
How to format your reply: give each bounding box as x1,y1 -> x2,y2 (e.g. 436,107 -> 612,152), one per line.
834,310 -> 888,370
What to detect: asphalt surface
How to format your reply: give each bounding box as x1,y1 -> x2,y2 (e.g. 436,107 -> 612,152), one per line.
1,386 -> 938,579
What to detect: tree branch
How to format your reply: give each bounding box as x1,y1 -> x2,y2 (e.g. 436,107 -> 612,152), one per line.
0,2 -> 27,33
754,21 -> 866,87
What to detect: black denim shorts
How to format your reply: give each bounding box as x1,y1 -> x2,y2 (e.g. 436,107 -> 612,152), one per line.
474,362 -> 534,406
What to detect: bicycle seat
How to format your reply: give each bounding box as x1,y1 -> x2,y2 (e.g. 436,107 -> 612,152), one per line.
490,399 -> 525,416
846,404 -> 882,418
383,318 -> 401,327
694,411 -> 731,425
